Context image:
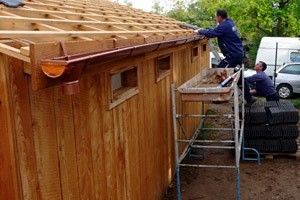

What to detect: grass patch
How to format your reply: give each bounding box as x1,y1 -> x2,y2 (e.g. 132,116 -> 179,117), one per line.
197,122 -> 214,140
206,109 -> 217,115
291,98 -> 300,109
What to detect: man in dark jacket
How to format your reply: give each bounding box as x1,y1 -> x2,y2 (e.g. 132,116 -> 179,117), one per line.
195,9 -> 244,68
245,61 -> 279,102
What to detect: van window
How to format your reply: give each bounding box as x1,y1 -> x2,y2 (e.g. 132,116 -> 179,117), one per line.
289,52 -> 300,62
279,64 -> 300,75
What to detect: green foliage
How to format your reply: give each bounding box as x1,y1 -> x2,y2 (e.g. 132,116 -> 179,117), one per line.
152,0 -> 165,14
167,0 -> 214,28
157,0 -> 300,64
291,98 -> 300,109
199,0 -> 300,62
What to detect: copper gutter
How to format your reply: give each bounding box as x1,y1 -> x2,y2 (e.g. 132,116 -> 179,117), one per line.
40,35 -> 203,94
41,35 -> 202,77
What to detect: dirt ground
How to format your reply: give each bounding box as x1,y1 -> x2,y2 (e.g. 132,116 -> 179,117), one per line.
164,103 -> 300,200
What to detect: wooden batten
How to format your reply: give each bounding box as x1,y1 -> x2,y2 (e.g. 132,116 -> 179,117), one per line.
20,46 -> 30,57
0,43 -> 30,63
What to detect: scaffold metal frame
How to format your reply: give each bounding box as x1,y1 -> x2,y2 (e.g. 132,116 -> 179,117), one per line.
171,68 -> 245,200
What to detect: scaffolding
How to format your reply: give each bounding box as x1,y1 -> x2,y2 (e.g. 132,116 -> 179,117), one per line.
171,67 -> 246,200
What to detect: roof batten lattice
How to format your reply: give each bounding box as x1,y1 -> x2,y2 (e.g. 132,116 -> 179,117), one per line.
0,0 -> 194,63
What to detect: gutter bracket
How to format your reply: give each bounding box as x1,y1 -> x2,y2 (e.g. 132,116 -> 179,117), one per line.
61,63 -> 84,95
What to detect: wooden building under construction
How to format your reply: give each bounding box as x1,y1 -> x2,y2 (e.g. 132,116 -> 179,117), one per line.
0,0 -> 209,199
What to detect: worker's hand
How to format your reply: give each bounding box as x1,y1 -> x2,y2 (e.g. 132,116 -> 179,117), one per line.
193,28 -> 204,34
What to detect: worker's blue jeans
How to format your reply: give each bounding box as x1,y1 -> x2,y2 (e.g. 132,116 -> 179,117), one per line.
244,79 -> 253,103
244,79 -> 280,102
266,93 -> 280,101
217,56 -> 243,68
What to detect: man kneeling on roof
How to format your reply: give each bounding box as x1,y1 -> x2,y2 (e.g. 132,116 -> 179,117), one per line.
245,61 -> 280,104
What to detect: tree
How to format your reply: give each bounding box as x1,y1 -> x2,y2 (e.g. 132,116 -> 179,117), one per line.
199,0 -> 300,61
167,0 -> 214,28
152,0 -> 165,14
160,0 -> 300,63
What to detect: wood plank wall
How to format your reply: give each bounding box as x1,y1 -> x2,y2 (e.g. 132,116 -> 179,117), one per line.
2,41 -> 209,200
0,54 -> 21,200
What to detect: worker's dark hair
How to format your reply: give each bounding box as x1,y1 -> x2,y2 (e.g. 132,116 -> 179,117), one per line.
216,9 -> 228,19
259,61 -> 267,71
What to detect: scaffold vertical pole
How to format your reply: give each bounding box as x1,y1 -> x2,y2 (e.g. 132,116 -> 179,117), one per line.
234,79 -> 241,200
171,84 -> 182,200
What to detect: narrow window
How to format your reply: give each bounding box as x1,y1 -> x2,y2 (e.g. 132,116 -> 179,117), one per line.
109,66 -> 139,109
192,46 -> 199,62
193,46 -> 199,57
202,44 -> 207,52
155,54 -> 172,82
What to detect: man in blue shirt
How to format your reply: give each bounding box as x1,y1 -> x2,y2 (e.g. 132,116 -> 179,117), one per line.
195,9 -> 244,68
245,61 -> 279,103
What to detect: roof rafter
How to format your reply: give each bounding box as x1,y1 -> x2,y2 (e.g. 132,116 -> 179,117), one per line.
0,0 -> 195,65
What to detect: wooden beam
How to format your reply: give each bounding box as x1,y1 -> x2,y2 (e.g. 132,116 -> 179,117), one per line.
40,0 -> 149,16
0,15 -> 179,28
33,23 -> 66,32
24,62 -> 31,74
20,46 -> 30,57
1,7 -> 178,25
0,14 -> 180,29
0,43 -> 30,63
32,23 -> 93,41
12,39 -> 31,46
0,30 -> 190,39
24,1 -> 171,21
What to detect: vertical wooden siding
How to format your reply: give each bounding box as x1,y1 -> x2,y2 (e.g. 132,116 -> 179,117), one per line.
7,42 -> 209,200
0,54 -> 21,200
173,41 -> 209,153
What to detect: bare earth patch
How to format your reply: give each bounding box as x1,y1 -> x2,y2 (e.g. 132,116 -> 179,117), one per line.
164,103 -> 300,200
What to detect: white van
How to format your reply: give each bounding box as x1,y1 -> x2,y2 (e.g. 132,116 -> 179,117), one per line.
210,52 -> 225,68
255,37 -> 300,78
